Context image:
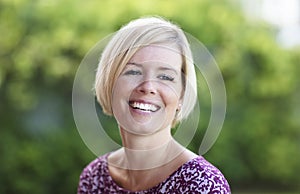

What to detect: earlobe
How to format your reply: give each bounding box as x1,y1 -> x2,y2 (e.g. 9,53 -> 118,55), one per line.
176,103 -> 182,112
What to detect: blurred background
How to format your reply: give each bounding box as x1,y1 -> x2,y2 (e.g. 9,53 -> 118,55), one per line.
1,0 -> 299,193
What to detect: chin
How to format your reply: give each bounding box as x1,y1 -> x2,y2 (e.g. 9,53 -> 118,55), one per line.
121,123 -> 164,136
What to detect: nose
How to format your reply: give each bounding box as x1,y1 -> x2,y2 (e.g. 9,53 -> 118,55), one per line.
136,80 -> 157,95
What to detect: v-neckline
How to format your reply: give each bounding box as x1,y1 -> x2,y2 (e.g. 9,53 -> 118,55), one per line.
104,153 -> 201,192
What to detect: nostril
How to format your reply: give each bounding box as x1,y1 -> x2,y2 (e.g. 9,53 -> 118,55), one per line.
137,81 -> 157,95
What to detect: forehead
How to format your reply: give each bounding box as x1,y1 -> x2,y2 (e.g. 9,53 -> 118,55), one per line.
128,45 -> 182,70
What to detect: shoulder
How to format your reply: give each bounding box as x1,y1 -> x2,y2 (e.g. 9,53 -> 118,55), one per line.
77,154 -> 110,193
79,154 -> 108,179
193,156 -> 230,192
164,156 -> 231,193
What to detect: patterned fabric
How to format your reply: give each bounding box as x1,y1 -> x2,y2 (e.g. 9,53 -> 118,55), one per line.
78,154 -> 231,194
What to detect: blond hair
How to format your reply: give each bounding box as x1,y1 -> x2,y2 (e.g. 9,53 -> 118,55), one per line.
95,16 -> 197,125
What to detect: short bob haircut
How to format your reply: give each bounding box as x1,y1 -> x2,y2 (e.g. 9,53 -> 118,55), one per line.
95,16 -> 197,126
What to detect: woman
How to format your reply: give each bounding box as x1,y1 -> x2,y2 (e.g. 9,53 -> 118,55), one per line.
78,16 -> 231,193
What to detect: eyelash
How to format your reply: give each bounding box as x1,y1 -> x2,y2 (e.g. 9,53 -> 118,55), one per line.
124,70 -> 175,82
124,70 -> 141,75
158,74 -> 174,81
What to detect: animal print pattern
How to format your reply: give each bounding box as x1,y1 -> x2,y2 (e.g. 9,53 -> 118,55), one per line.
78,154 -> 231,193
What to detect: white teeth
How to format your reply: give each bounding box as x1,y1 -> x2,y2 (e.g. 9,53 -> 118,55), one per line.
130,102 -> 159,112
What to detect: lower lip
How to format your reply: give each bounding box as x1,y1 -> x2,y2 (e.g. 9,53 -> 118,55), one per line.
129,106 -> 158,116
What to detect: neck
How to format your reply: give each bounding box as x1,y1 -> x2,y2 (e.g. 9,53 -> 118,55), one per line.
110,126 -> 185,170
120,125 -> 173,150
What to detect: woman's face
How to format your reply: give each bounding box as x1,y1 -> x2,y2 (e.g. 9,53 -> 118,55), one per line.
112,45 -> 183,135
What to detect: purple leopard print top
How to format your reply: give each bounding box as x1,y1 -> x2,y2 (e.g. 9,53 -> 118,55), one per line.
78,154 -> 231,194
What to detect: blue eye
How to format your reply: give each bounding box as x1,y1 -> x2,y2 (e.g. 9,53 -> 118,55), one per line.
124,70 -> 141,75
158,74 -> 174,81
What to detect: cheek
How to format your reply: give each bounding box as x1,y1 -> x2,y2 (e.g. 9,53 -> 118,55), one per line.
112,80 -> 127,106
113,78 -> 136,94
160,84 -> 182,108
111,78 -> 137,106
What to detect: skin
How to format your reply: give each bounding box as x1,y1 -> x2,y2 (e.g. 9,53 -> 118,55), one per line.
108,45 -> 197,191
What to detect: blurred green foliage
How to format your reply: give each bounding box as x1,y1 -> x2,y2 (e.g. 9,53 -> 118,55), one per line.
1,0 -> 299,193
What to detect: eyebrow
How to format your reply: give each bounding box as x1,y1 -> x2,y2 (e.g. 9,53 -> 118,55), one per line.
158,67 -> 178,75
126,62 -> 142,67
126,62 -> 178,75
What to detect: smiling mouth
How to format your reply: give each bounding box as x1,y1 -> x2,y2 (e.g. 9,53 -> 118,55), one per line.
129,101 -> 161,112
